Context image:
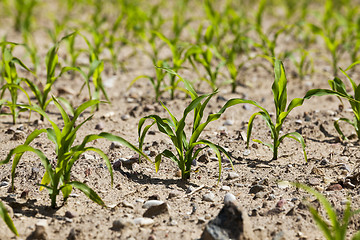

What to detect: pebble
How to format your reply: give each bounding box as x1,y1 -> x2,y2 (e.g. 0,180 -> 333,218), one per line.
254,192 -> 267,199
103,112 -> 115,118
204,214 -> 211,220
168,220 -> 178,226
109,142 -> 121,149
67,228 -> 84,240
243,149 -> 251,156
249,185 -> 266,194
202,192 -> 215,202
186,186 -> 196,194
28,219 -> 48,240
122,201 -> 135,209
326,184 -> 343,191
133,217 -> 154,226
136,199 -> 145,203
95,122 -> 104,130
221,186 -> 230,191
65,211 -> 77,219
340,164 -> 351,172
121,114 -> 130,121
295,119 -> 302,125
197,217 -> 206,224
277,181 -> 291,189
243,104 -> 252,110
143,202 -> 169,218
112,218 -> 134,230
227,172 -> 239,180
223,120 -> 234,126
224,193 -> 236,205
142,200 -> 164,209
0,181 -> 9,187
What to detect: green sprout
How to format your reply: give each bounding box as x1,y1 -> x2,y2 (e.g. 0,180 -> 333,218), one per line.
293,183 -> 360,240
1,97 -> 149,208
138,69 -> 232,180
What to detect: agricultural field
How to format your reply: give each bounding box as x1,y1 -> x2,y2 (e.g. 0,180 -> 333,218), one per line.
1,0 -> 360,239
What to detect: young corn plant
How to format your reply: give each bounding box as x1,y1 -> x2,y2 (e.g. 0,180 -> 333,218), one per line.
24,33 -> 79,120
0,200 -> 18,236
304,62 -> 360,140
0,43 -> 33,124
292,183 -> 360,240
128,60 -> 168,101
220,59 -> 307,161
138,69 -> 232,180
0,97 -> 149,208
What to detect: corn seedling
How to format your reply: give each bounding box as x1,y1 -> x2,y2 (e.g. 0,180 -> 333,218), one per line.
0,200 -> 18,236
305,62 -> 360,140
78,33 -> 110,110
138,69 -> 232,180
220,59 -> 307,161
154,31 -> 189,99
14,0 -> 38,33
0,42 -> 33,124
186,43 -> 226,91
292,183 -> 360,240
129,60 -> 168,101
24,33 -> 80,120
290,49 -> 313,80
0,97 -> 149,208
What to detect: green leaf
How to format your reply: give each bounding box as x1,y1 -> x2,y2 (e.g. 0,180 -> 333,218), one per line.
279,132 -> 307,162
0,201 -> 18,236
334,118 -> 353,140
69,181 -> 105,207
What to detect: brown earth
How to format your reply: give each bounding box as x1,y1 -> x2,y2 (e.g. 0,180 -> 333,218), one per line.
1,2 -> 360,240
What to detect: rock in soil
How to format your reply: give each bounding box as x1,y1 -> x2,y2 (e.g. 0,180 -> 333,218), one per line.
28,219 -> 48,240
67,228 -> 85,240
201,202 -> 254,240
143,202 -> 169,218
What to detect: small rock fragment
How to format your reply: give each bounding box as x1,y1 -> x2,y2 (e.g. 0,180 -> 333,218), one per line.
201,202 -> 254,240
65,211 -> 77,219
95,122 -> 104,130
133,218 -> 154,227
249,185 -> 266,194
109,142 -> 121,150
227,172 -> 239,180
67,228 -> 84,240
112,218 -> 135,231
243,149 -> 251,156
224,193 -> 236,205
143,200 -> 164,209
203,192 -> 215,202
11,130 -> 26,140
223,120 -> 234,126
221,186 -> 231,191
143,202 -> 169,218
28,219 -> 48,240
326,184 -> 343,191
121,114 -> 130,121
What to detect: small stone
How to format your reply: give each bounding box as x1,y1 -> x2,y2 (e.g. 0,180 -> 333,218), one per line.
243,104 -> 252,110
326,184 -> 343,191
249,185 -> 266,194
198,154 -> 209,163
223,120 -> 233,126
65,211 -> 77,219
28,219 -> 48,240
224,193 -> 236,205
221,186 -> 230,191
175,170 -> 181,177
186,186 -> 196,194
103,112 -> 115,118
143,202 -> 169,218
67,228 -> 85,240
243,149 -> 251,156
277,181 -> 291,189
112,218 -> 135,230
136,199 -> 145,203
168,191 -> 180,199
276,199 -> 286,209
168,220 -> 178,226
203,192 -> 215,202
308,177 -> 321,186
0,181 -> 9,187
95,122 -> 104,130
254,192 -> 267,199
205,214 -> 211,220
197,217 -> 206,224
109,142 -> 121,150
286,207 -> 296,216
133,217 -> 154,227
339,164 -> 351,172
122,201 -> 135,209
227,172 -> 239,180
201,202 -> 254,240
295,119 -> 302,125
320,159 -> 329,165
142,200 -> 165,209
